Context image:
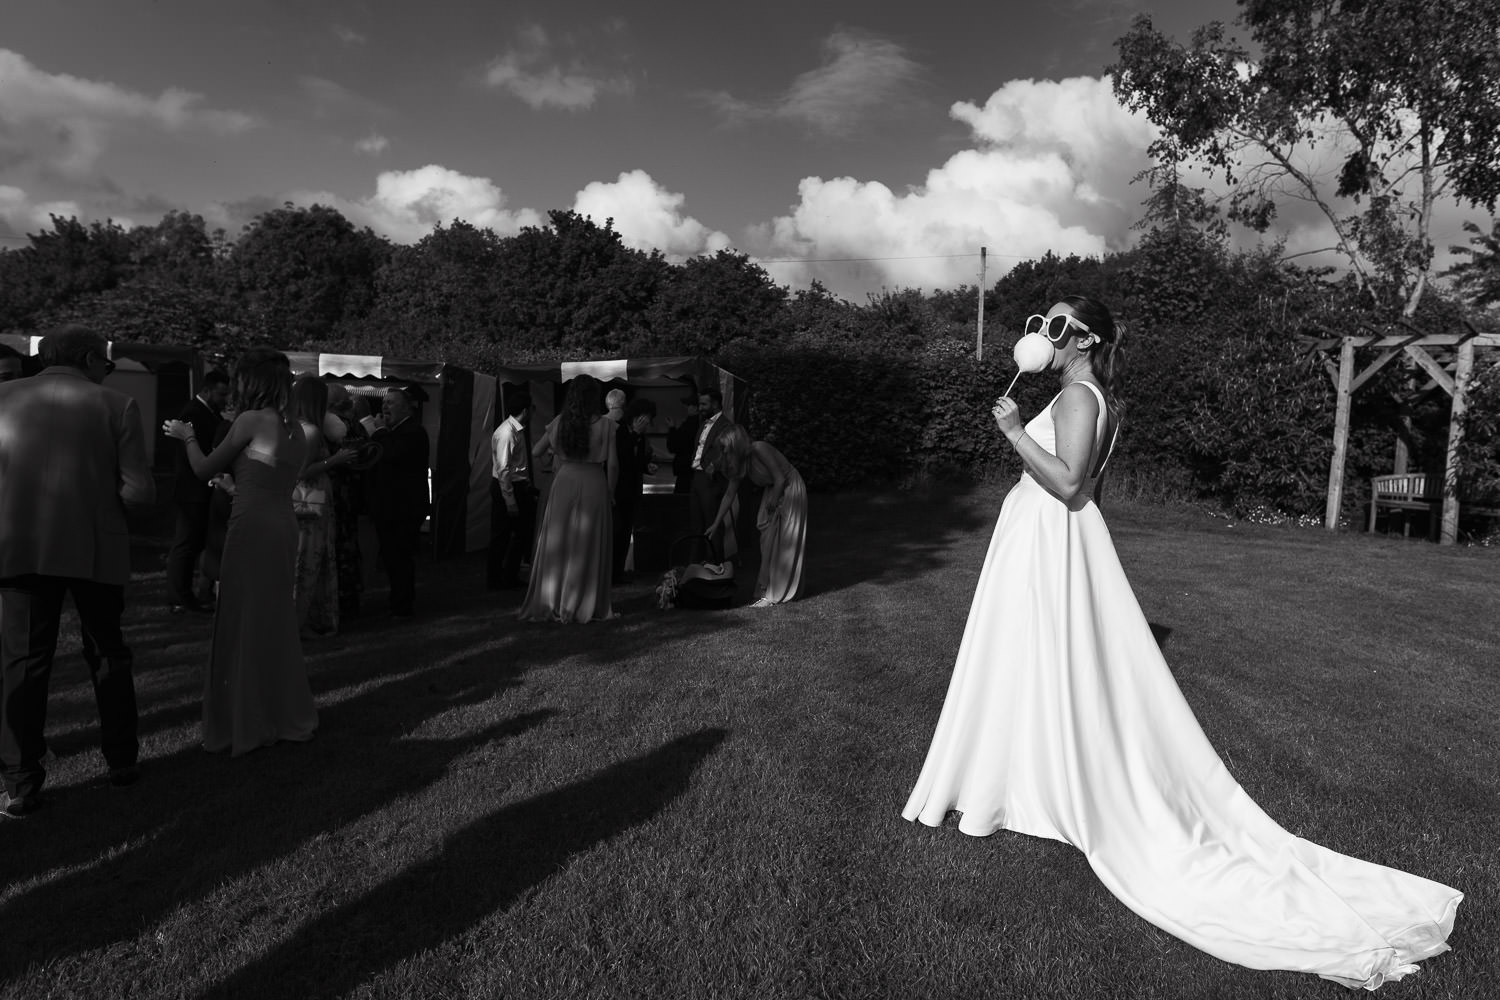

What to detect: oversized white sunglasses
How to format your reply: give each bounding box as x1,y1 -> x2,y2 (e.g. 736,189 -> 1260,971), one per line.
1024,312 -> 1092,343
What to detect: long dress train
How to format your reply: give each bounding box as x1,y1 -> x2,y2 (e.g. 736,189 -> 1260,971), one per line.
205,446 -> 318,755
901,381 -> 1460,990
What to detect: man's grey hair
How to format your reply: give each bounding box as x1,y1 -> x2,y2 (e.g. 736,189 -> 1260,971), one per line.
605,389 -> 627,410
39,325 -> 107,370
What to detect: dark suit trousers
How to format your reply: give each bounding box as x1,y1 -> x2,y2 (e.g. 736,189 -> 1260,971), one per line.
689,471 -> 728,557
166,500 -> 211,605
0,575 -> 138,797
487,481 -> 537,587
612,495 -> 639,578
375,517 -> 423,616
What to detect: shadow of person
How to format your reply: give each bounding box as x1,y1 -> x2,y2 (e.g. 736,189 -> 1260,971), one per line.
196,727 -> 728,1000
800,486 -> 988,600
1149,622 -> 1173,649
0,691 -> 553,983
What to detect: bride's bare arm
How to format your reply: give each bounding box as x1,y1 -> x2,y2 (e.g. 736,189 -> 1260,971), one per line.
997,383 -> 1099,500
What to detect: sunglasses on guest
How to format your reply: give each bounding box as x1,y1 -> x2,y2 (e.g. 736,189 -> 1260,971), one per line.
1023,313 -> 1093,343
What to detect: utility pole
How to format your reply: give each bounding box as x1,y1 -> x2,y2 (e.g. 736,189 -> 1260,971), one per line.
976,246 -> 987,360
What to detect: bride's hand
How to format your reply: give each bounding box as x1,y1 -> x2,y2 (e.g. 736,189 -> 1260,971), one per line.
992,397 -> 1023,439
162,419 -> 193,442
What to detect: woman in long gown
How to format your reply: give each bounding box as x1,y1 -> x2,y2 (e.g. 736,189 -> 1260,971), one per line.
518,374 -> 618,623
164,348 -> 318,755
708,427 -> 807,606
901,296 -> 1460,989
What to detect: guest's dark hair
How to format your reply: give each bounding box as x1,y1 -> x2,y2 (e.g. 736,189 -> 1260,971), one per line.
702,388 -> 723,407
1059,294 -> 1125,406
233,347 -> 293,414
39,325 -> 107,370
290,373 -> 329,426
559,374 -> 602,459
624,397 -> 657,423
504,392 -> 531,418
203,368 -> 230,389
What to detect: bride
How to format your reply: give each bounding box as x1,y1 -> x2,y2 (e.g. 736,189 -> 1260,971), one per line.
901,295 -> 1460,989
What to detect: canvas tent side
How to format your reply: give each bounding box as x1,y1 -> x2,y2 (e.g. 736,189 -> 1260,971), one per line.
286,352 -> 497,558
0,333 -> 199,471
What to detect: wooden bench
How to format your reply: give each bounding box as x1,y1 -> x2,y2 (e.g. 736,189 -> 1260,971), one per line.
1369,473 -> 1500,538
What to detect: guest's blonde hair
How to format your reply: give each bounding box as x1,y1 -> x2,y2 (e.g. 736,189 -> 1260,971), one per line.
720,425 -> 752,480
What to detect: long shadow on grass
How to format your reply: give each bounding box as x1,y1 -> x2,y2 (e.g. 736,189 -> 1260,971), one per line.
803,485 -> 990,599
197,727 -> 727,1000
2,573 -> 748,984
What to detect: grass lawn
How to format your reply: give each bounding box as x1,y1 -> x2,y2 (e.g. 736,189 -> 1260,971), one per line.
2,485 -> 1495,1000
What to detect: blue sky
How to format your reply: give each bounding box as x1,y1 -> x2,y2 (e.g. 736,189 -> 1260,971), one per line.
4,0 -> 1480,300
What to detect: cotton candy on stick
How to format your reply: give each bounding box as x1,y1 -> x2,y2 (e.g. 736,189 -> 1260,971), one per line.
1002,332 -> 1054,397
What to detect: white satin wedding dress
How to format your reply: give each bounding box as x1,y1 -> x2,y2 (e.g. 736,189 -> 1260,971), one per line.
902,381 -> 1460,990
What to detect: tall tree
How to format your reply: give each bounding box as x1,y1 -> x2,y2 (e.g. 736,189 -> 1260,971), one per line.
493,210 -> 665,357
0,216 -> 136,330
228,203 -> 389,348
1111,0 -> 1500,318
646,250 -> 786,355
1442,219 -> 1500,311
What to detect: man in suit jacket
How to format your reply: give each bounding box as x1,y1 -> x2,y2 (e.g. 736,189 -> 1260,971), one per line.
612,397 -> 658,583
165,369 -> 230,613
665,398 -> 700,496
362,386 -> 431,618
0,326 -> 155,816
686,389 -> 736,557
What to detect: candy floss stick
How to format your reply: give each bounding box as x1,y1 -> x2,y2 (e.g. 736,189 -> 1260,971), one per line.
1001,369 -> 1024,399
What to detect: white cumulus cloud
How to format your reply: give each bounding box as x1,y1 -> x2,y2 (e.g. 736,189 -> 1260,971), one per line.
749,75 -> 1158,297
0,185 -> 81,237
573,170 -> 731,259
286,165 -> 544,243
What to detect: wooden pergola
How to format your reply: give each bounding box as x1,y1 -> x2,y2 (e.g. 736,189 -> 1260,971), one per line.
1306,325 -> 1500,544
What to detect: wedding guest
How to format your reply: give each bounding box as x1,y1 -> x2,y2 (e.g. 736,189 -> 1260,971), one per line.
363,386 -> 430,619
325,385 -> 369,619
0,343 -> 24,382
708,426 -> 806,606
201,410 -> 237,598
290,375 -> 356,638
664,395 -> 700,495
605,388 -> 627,424
165,369 -> 230,614
164,347 -> 317,755
0,325 -> 154,814
488,393 -> 536,590
612,397 -> 657,584
686,389 -> 736,557
900,295 -> 1460,987
519,374 -> 618,623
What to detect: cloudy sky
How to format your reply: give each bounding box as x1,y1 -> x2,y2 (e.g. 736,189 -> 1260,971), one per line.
1,0 -> 1486,300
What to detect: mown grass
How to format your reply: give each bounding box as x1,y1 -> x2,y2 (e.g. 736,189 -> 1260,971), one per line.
2,485 -> 1495,1000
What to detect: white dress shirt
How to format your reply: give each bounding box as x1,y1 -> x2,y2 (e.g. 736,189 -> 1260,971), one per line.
491,415 -> 529,501
692,412 -> 721,471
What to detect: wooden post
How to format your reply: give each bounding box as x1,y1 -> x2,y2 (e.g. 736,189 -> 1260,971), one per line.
976,246 -> 987,361
1325,337 -> 1355,531
1439,338 -> 1476,545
